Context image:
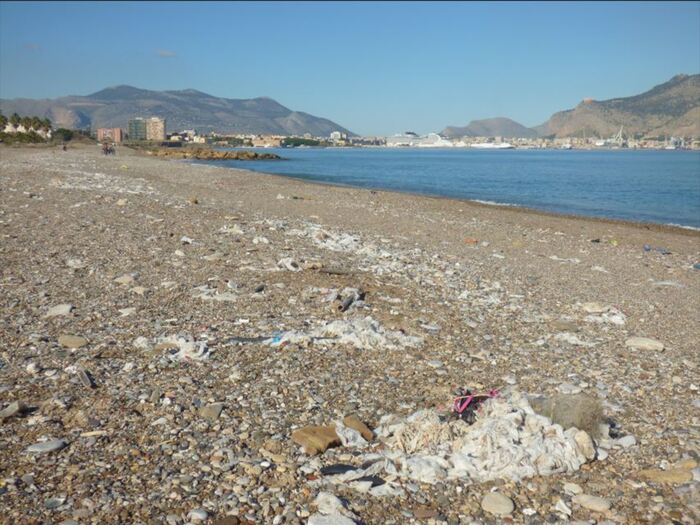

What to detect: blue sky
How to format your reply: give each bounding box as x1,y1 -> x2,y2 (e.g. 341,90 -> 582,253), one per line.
1,1 -> 698,135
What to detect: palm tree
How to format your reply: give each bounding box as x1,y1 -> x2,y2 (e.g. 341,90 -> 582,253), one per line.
0,112 -> 7,129
20,116 -> 32,130
9,113 -> 21,127
30,116 -> 42,131
41,117 -> 52,131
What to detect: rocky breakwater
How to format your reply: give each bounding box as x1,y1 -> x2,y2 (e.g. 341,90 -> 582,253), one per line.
148,147 -> 281,161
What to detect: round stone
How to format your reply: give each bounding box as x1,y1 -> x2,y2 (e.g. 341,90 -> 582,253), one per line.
481,492 -> 515,516
572,494 -> 611,512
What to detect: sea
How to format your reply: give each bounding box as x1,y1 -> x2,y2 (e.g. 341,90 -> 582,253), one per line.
197,148 -> 700,229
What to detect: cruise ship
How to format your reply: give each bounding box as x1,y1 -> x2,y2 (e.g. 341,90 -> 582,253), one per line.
470,142 -> 515,150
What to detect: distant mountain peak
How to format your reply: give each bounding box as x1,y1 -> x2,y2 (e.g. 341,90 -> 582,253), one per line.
442,117 -> 537,138
535,73 -> 700,138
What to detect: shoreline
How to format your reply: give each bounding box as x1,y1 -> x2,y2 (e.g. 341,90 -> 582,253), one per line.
188,157 -> 700,237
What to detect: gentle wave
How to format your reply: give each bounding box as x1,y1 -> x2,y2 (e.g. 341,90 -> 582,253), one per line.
666,223 -> 700,231
471,199 -> 517,208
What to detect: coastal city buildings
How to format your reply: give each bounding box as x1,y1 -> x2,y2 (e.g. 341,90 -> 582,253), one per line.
96,128 -> 124,143
146,117 -> 166,141
127,118 -> 147,141
127,117 -> 166,141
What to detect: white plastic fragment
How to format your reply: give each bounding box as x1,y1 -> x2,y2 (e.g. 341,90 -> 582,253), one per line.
267,316 -> 423,351
278,257 -> 301,272
160,334 -> 210,361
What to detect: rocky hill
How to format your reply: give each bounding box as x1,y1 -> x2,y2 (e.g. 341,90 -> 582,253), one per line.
441,117 -> 537,139
534,74 -> 700,138
0,85 -> 353,136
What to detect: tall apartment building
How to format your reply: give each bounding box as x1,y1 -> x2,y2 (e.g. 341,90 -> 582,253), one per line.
146,117 -> 166,141
127,118 -> 147,141
96,128 -> 124,143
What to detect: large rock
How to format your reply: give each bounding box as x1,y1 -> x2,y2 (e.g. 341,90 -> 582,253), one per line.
292,425 -> 340,455
481,492 -> 515,516
625,337 -> 664,351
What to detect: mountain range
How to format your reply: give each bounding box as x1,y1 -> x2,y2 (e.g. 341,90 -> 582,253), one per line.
0,85 -> 353,136
1,74 -> 698,139
442,74 -> 699,139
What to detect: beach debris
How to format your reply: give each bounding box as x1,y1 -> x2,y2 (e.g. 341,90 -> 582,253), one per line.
580,303 -> 626,325
549,255 -> 581,264
337,288 -> 365,312
334,419 -> 369,448
158,334 -> 211,362
310,389 -> 600,491
45,303 -> 74,318
343,414 -> 374,441
643,244 -> 671,255
308,492 -> 359,525
267,316 -> 423,351
66,258 -> 85,269
651,280 -> 683,288
450,387 -> 499,424
278,257 -> 301,272
76,368 -> 94,389
191,284 -> 237,302
218,224 -> 244,235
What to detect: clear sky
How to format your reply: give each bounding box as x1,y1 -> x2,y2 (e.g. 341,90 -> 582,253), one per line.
1,1 -> 698,135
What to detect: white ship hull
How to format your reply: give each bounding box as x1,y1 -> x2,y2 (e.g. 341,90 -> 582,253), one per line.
470,142 -> 515,150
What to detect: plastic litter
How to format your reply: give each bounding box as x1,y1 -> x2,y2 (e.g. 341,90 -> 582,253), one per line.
278,257 -> 301,272
450,387 -> 499,424
311,388 -> 598,491
266,316 -> 423,351
160,334 -> 210,362
643,244 -> 671,255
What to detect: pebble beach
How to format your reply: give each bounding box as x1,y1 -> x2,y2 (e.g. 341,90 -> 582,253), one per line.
1,144 -> 698,525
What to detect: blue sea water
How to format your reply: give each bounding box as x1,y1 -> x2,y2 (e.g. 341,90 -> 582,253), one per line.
198,148 -> 700,228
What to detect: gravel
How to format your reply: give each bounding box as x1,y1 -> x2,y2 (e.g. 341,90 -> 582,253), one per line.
1,144 -> 698,524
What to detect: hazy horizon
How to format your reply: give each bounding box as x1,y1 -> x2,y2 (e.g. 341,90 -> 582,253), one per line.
1,1 -> 698,135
